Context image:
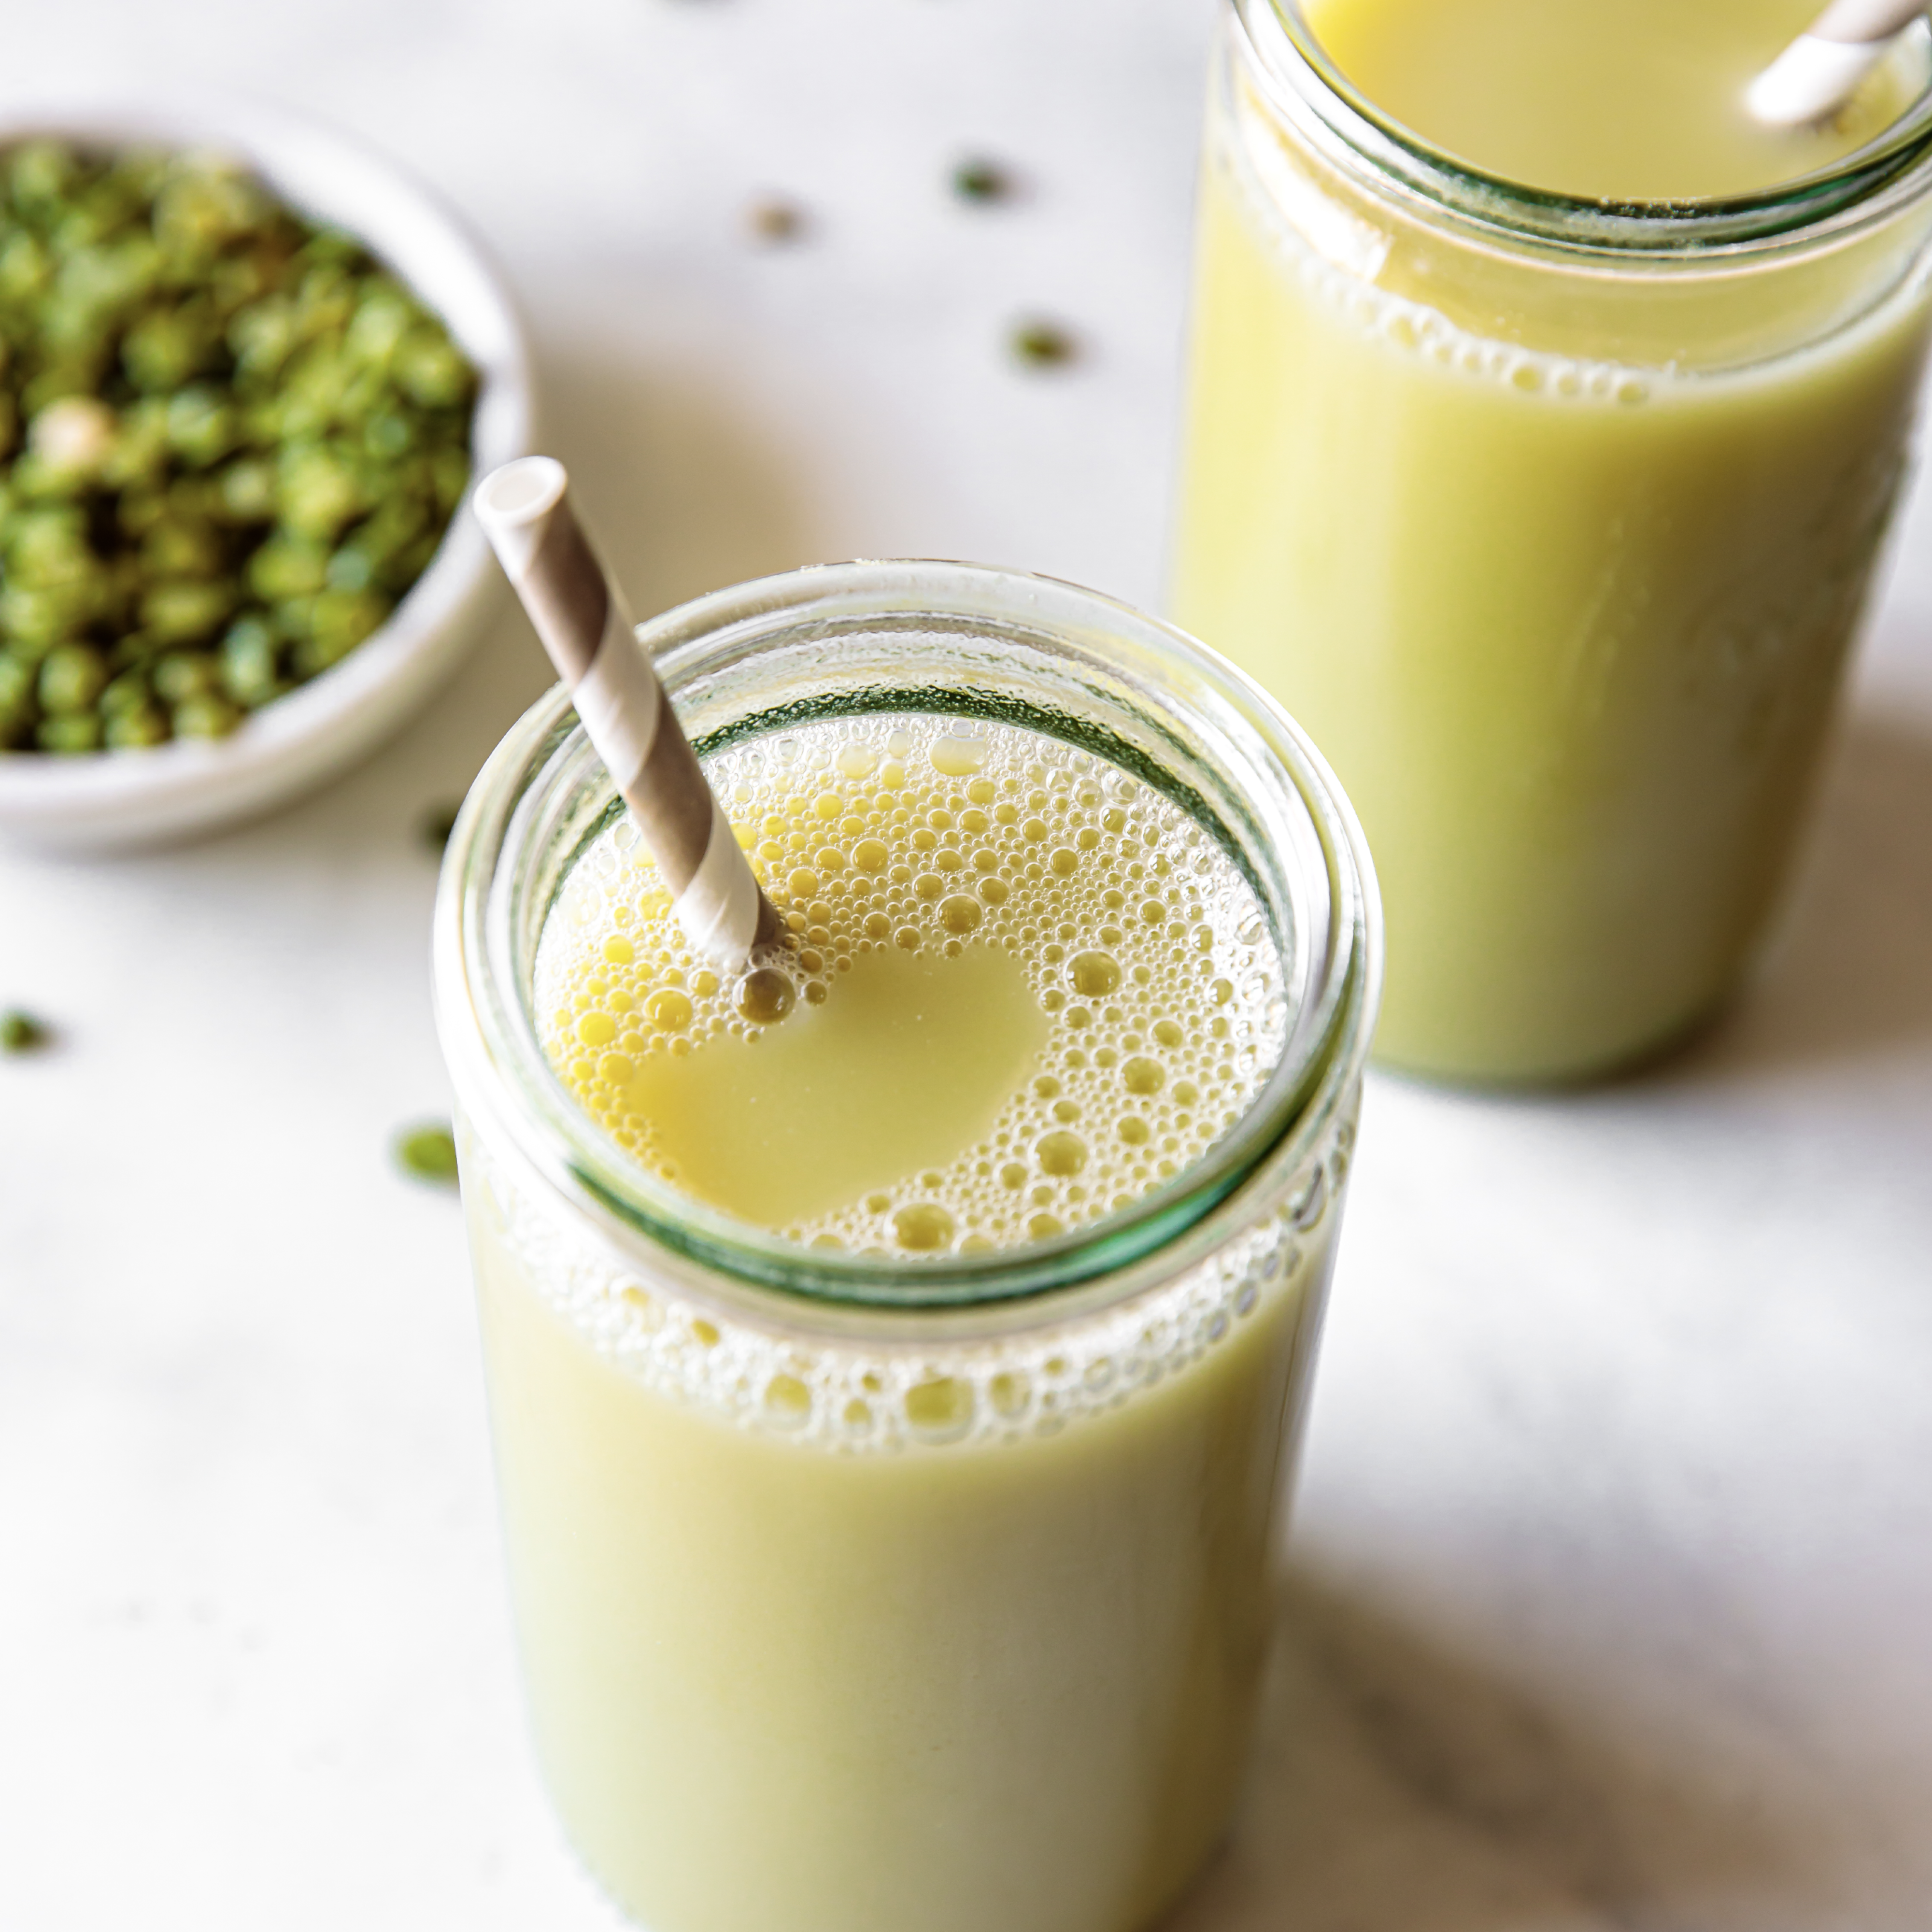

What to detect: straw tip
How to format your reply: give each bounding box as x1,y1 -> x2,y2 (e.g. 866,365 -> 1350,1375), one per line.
1746,35 -> 1884,127
475,455 -> 569,530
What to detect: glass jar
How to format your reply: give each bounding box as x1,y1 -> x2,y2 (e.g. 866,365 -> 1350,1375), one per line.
434,562 -> 1379,1932
1173,0 -> 1932,1082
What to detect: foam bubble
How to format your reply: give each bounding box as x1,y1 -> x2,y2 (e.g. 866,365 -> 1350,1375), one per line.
532,712 -> 1292,1257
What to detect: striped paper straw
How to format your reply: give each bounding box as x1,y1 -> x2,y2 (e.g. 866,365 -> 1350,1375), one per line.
1747,0 -> 1924,127
474,457 -> 785,969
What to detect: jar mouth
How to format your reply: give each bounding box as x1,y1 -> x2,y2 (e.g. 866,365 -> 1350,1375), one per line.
436,561 -> 1380,1311
1242,0 -> 1932,254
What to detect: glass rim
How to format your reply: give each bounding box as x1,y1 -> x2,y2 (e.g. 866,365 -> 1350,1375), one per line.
1237,0 -> 1932,257
435,560 -> 1381,1315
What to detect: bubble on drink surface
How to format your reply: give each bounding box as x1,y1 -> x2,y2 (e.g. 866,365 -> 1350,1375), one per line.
531,710 -> 1293,1257
734,968 -> 795,1024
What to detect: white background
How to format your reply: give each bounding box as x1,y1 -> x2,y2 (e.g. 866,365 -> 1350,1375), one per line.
4,1 -> 1932,1927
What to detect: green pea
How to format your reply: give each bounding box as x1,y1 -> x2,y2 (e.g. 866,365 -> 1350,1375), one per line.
100,398 -> 170,490
37,642 -> 109,713
345,283 -> 413,366
228,295 -> 297,378
103,703 -> 169,748
218,614 -> 281,707
140,515 -> 224,579
123,304 -> 215,391
276,442 -> 364,540
394,1122 -> 459,1184
247,534 -> 329,601
293,586 -> 390,674
36,711 -> 102,752
0,653 -> 35,709
151,651 -> 221,702
0,652 -> 36,744
324,542 -> 377,593
98,668 -> 150,716
215,457 -> 275,523
0,1009 -> 51,1053
171,691 -> 243,739
9,140 -> 80,219
395,328 -> 472,410
141,578 -> 236,644
164,386 -> 238,468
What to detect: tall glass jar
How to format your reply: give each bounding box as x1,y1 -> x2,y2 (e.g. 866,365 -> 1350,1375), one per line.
1173,0 -> 1932,1082
434,563 -> 1380,1932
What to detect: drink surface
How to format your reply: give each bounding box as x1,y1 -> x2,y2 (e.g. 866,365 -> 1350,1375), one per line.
533,711 -> 1287,1251
1309,0 -> 1915,200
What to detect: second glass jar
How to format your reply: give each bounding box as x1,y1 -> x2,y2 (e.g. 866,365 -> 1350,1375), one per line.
1173,0 -> 1932,1082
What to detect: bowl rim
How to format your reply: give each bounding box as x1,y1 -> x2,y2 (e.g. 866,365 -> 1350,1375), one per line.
0,85 -> 535,825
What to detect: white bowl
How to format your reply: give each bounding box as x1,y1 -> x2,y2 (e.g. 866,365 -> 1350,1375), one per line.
0,89 -> 534,852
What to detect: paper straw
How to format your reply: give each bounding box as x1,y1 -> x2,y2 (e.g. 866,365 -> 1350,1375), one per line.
1747,0 -> 1924,128
474,457 -> 786,968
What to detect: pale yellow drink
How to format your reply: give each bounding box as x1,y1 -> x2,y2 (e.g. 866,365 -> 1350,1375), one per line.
1174,0 -> 1932,1080
439,570 -> 1379,1932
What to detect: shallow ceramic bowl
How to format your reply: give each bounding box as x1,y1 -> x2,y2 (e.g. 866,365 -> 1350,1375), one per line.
0,89 -> 534,852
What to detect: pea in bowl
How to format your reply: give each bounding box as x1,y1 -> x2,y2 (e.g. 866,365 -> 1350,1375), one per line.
0,90 -> 533,851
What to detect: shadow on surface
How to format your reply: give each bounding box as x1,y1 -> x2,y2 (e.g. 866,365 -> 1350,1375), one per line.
1668,708 -> 1932,1080
1165,1567 -> 1838,1932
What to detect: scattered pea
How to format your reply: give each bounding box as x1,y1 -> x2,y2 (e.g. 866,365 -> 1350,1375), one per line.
0,1008 -> 50,1052
1010,320 -> 1078,369
745,196 -> 807,243
951,157 -> 1014,203
394,1121 -> 459,1184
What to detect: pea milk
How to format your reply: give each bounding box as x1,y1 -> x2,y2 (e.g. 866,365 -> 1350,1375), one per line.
463,708 -> 1348,1932
1174,0 -> 1932,1079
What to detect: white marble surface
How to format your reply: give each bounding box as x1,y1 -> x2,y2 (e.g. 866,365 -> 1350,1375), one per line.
4,1 -> 1932,1927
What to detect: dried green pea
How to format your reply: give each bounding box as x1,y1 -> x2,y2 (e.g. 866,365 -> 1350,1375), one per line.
0,230 -> 51,303
164,386 -> 238,468
103,704 -> 169,748
151,651 -> 221,703
248,534 -> 330,601
0,581 -> 99,648
324,542 -> 377,594
140,515 -> 224,579
8,140 -> 80,218
276,442 -> 364,540
99,399 -> 170,490
38,642 -> 110,714
98,668 -> 150,716
123,303 -> 215,391
0,653 -> 35,709
0,653 -> 36,742
141,578 -> 236,645
215,457 -> 275,523
394,329 -> 471,410
395,1122 -> 459,1184
172,691 -> 243,739
228,295 -> 297,378
218,614 -> 281,707
293,586 -> 389,674
37,711 -> 102,752
0,1009 -> 52,1053
345,284 -> 414,366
